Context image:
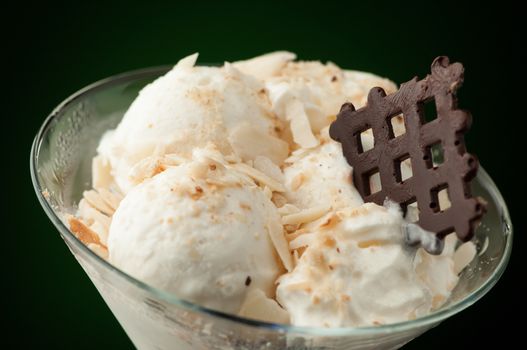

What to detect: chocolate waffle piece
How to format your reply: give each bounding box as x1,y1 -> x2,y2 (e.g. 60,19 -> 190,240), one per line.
329,56 -> 486,248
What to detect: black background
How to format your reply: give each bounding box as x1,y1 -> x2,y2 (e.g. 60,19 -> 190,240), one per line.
6,1 -> 523,348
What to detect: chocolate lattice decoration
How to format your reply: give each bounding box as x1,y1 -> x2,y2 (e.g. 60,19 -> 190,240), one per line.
329,56 -> 486,242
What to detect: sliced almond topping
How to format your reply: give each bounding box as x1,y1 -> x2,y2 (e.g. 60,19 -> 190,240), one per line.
229,163 -> 285,192
281,204 -> 331,225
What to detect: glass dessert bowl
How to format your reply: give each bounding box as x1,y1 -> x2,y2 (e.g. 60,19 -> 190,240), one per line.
31,66 -> 512,350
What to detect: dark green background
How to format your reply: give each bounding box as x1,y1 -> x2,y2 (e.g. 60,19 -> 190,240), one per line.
7,1 -> 522,348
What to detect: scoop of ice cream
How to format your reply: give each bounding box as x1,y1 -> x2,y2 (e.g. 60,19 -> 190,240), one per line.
283,140 -> 364,211
108,148 -> 283,314
234,52 -> 398,149
276,203 -> 461,327
99,53 -> 288,193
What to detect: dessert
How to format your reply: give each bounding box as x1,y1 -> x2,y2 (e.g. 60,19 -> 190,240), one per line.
68,52 -> 476,328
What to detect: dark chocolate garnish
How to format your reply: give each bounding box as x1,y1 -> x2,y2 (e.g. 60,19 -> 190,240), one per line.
329,56 -> 486,244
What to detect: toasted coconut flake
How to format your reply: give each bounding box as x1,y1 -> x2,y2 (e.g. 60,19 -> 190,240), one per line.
293,250 -> 300,266
290,172 -> 308,191
92,155 -> 113,190
97,188 -> 122,211
266,222 -> 293,272
357,239 -> 389,248
228,123 -> 289,165
282,204 -> 331,225
271,192 -> 288,208
175,52 -> 199,69
286,229 -> 311,242
284,223 -> 300,233
253,156 -> 284,183
68,216 -> 106,248
87,243 -> 109,259
289,233 -> 316,250
262,186 -> 273,200
453,241 -> 477,275
232,51 -> 296,80
278,204 -> 300,216
238,289 -> 290,324
286,99 -> 319,149
285,281 -> 312,292
129,154 -> 185,185
129,157 -> 165,185
89,220 -> 109,245
224,154 -> 242,163
83,190 -> 114,216
230,163 -> 285,192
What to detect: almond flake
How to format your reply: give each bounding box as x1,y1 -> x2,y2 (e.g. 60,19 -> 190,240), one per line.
238,289 -> 290,324
68,216 -> 106,248
228,123 -> 289,165
266,222 -> 293,272
281,204 -> 331,225
289,232 -> 316,250
87,243 -> 109,259
83,190 -> 114,216
253,156 -> 284,183
97,188 -> 123,211
286,99 -> 319,149
92,155 -> 113,190
278,204 -> 300,216
229,163 -> 285,192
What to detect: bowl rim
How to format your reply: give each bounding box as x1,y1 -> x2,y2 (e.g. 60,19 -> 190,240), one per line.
30,65 -> 513,337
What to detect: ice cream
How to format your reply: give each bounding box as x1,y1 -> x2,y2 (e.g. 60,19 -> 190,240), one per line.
70,51 -> 475,328
276,203 -> 464,327
98,53 -> 288,193
108,147 -> 286,314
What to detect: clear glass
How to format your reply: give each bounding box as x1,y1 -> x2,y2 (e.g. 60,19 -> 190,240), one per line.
31,66 -> 513,350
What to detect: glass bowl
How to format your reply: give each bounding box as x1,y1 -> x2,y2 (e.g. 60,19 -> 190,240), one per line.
30,66 -> 513,350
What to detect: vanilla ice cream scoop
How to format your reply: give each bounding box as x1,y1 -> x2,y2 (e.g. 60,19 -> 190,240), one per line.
235,52 -> 398,149
99,53 -> 288,193
276,203 -> 463,328
108,148 -> 283,314
283,139 -> 364,211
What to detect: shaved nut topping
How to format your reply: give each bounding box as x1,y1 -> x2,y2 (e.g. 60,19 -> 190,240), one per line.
229,163 -> 285,193
282,204 -> 331,225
